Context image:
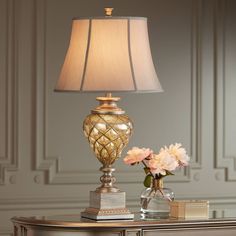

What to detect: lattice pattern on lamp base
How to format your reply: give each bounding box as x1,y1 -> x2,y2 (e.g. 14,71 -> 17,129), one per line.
83,113 -> 133,167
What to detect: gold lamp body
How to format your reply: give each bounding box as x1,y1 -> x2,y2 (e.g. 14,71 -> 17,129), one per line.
83,93 -> 133,193
83,114 -> 132,166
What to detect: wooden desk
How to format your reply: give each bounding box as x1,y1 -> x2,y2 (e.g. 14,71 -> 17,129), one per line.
12,214 -> 236,236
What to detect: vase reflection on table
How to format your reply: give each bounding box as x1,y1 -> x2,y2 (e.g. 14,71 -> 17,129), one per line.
123,143 -> 190,219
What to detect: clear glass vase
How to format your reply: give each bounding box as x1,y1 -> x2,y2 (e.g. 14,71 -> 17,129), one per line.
140,178 -> 174,219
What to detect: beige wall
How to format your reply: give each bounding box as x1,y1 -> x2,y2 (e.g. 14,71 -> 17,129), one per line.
0,0 -> 236,234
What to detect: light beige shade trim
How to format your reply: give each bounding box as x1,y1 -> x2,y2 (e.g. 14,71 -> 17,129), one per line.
56,17 -> 163,93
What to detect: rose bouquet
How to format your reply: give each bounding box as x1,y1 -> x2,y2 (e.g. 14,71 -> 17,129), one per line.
124,143 -> 190,187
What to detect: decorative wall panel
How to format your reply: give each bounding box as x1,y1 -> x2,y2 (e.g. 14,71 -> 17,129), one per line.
0,0 -> 18,185
215,0 -> 236,181
33,0 -> 202,184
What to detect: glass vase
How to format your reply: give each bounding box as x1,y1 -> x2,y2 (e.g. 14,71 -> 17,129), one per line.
140,178 -> 174,219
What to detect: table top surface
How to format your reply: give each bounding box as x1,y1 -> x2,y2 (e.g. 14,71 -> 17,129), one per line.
11,214 -> 236,229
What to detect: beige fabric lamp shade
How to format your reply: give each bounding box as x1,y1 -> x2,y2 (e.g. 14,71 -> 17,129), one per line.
56,17 -> 163,92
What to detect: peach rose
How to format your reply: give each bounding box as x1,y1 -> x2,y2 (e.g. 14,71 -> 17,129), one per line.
162,143 -> 190,166
124,147 -> 153,165
149,152 -> 179,176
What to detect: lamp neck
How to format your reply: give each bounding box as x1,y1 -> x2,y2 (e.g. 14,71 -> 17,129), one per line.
92,93 -> 125,115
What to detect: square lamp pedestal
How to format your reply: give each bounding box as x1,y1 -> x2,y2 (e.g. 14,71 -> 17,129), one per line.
81,191 -> 134,220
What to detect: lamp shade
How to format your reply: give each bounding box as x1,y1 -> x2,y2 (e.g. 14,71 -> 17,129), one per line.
56,17 -> 163,93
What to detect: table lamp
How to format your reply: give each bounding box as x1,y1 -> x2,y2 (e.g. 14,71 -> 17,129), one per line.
55,8 -> 163,220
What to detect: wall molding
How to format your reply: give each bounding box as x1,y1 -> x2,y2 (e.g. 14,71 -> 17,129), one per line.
0,228 -> 13,236
0,195 -> 236,211
0,0 -> 19,185
33,0 -> 203,184
0,0 -> 8,161
0,196 -> 138,211
170,0 -> 204,182
214,0 -> 236,181
190,0 -> 203,170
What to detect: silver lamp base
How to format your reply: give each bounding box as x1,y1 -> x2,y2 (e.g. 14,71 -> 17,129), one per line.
81,191 -> 134,220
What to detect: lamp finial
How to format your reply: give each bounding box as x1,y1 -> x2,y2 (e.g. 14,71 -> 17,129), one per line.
104,7 -> 114,16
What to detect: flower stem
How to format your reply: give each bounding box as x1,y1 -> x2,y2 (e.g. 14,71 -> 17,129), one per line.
141,160 -> 155,178
141,160 -> 172,202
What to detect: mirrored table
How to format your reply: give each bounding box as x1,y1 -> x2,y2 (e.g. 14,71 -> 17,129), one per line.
12,214 -> 236,236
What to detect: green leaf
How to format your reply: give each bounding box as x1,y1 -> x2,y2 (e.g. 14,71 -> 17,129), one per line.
143,167 -> 150,174
143,174 -> 153,188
